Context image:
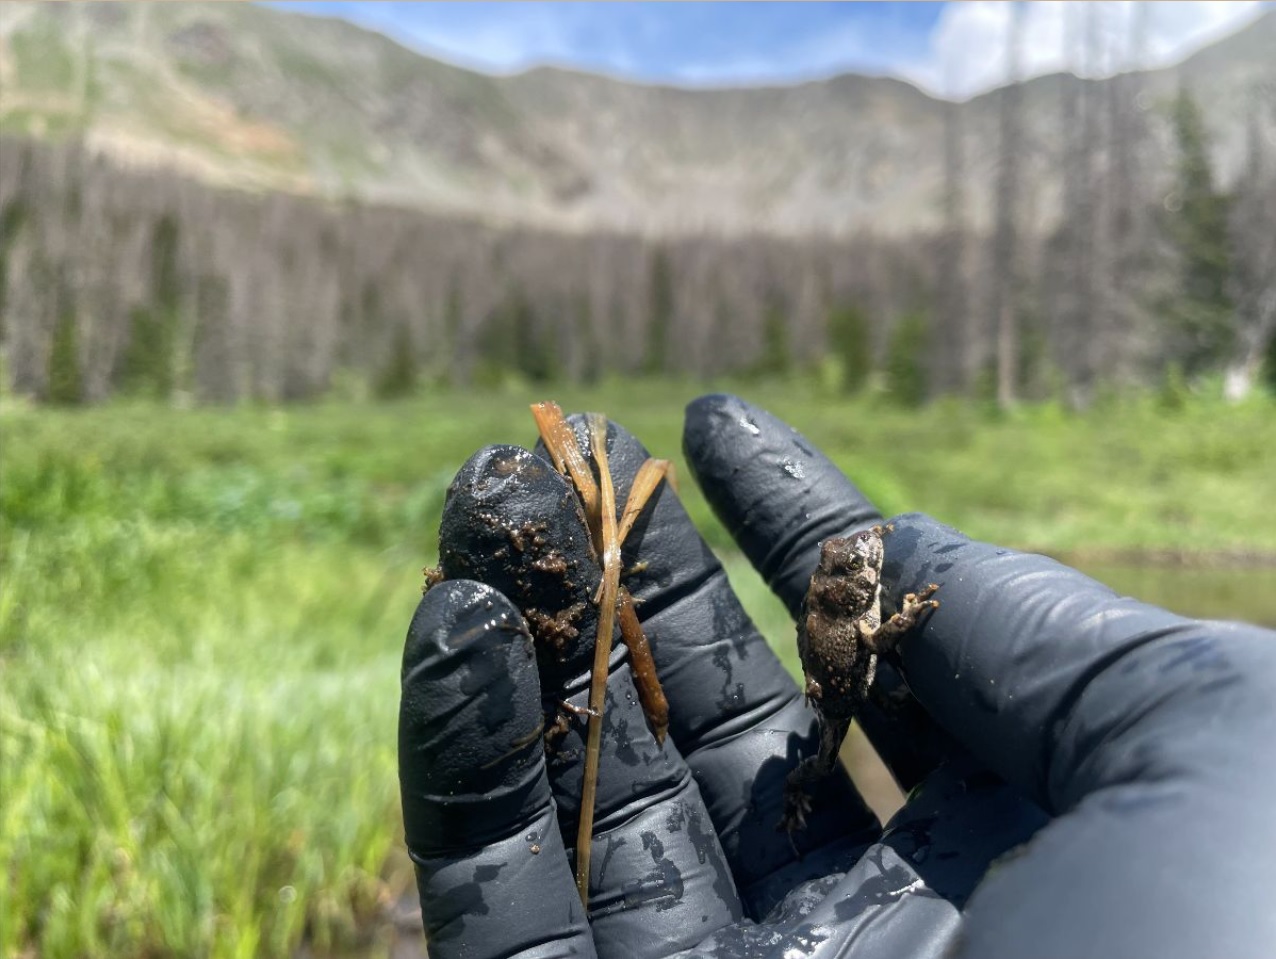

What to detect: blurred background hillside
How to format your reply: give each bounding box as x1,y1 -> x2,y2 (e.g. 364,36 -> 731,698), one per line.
1,3 -> 1274,958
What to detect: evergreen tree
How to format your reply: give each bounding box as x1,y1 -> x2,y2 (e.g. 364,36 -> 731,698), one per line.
475,294 -> 515,384
0,197 -> 28,342
121,216 -> 182,397
46,302 -> 83,404
374,324 -> 417,399
885,310 -> 929,407
441,276 -> 463,385
646,248 -> 673,375
479,287 -> 558,384
120,306 -> 175,398
752,301 -> 791,377
510,289 -> 557,383
827,304 -> 871,393
573,294 -> 600,385
1264,334 -> 1276,394
1164,88 -> 1234,376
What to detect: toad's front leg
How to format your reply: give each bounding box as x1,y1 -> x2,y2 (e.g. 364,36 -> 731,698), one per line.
872,584 -> 940,652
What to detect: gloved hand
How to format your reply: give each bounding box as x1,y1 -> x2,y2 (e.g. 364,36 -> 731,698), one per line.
399,393 -> 1276,959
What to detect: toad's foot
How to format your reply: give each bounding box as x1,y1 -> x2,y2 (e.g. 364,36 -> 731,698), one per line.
778,714 -> 851,835
872,584 -> 940,653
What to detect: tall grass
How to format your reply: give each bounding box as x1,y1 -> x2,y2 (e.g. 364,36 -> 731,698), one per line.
3,381 -> 1274,957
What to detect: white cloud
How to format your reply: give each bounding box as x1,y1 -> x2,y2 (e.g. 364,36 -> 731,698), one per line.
904,1 -> 1267,100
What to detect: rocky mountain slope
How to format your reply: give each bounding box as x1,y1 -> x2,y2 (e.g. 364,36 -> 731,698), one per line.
1,1 -> 1271,236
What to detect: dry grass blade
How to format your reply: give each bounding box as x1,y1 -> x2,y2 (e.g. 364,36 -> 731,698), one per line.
617,458 -> 671,546
573,413 -> 622,908
528,404 -> 673,909
530,402 -> 601,541
617,588 -> 669,744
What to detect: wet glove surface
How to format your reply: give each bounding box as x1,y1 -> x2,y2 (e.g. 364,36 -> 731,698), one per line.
400,394 -> 1276,959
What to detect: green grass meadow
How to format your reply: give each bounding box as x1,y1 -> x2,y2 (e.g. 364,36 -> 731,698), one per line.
3,381 -> 1275,957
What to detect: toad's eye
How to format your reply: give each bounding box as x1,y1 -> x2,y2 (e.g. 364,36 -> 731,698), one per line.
852,539 -> 877,562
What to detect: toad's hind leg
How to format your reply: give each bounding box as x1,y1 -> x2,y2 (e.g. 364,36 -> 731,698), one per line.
873,584 -> 940,653
780,714 -> 852,835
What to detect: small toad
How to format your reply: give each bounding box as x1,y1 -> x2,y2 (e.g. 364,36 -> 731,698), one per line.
781,524 -> 939,833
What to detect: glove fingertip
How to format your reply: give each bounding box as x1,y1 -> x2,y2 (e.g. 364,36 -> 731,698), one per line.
400,580 -> 550,855
403,579 -> 512,677
682,393 -> 881,612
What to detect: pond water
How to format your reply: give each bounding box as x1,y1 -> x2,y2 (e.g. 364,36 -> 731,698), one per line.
1075,563 -> 1276,629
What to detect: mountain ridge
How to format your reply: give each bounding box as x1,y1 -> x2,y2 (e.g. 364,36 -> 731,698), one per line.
1,2 -> 1272,237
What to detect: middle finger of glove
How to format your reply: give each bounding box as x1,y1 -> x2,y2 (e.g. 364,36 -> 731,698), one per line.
536,415 -> 880,915
439,442 -> 743,957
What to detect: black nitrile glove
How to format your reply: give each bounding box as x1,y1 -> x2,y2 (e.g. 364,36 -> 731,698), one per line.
399,394 -> 1276,959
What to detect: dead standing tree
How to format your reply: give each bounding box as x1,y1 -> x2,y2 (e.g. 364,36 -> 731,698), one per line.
1077,3 -> 1108,396
1048,3 -> 1105,404
990,1 -> 1026,408
931,51 -> 969,398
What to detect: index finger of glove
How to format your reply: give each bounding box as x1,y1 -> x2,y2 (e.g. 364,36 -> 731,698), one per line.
399,579 -> 594,957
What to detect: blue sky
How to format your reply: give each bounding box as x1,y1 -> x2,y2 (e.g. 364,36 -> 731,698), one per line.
272,2 -> 943,84
268,2 -> 1271,99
